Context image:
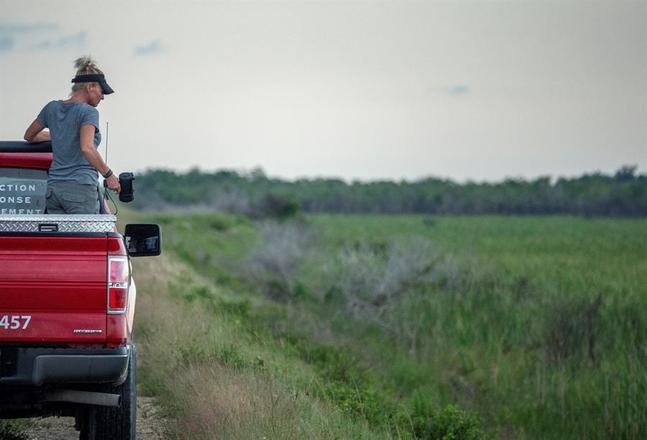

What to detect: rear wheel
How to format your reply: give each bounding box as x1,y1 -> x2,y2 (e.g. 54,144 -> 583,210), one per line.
95,344 -> 137,440
77,407 -> 97,440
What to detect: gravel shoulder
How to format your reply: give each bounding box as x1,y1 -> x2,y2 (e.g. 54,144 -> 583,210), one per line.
23,396 -> 166,440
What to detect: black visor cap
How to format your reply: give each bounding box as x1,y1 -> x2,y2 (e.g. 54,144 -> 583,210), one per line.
71,73 -> 114,95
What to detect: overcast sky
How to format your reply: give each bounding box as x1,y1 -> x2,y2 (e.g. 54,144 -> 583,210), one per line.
1,0 -> 645,182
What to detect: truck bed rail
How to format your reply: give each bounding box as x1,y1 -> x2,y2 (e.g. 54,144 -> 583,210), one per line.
0,141 -> 52,153
0,214 -> 117,233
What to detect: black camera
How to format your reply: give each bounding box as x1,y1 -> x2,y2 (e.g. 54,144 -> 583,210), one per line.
119,172 -> 135,203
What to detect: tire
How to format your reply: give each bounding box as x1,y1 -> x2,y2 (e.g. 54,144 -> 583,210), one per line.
77,407 -> 97,440
95,344 -> 137,440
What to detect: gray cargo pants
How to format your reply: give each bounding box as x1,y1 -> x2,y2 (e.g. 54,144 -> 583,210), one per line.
46,181 -> 100,214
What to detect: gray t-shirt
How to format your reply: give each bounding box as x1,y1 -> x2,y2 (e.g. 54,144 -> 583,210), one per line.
37,100 -> 102,185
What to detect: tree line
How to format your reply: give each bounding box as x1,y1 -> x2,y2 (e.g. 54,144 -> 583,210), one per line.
132,165 -> 647,217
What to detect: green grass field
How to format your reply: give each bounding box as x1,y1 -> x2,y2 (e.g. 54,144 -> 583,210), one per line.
129,211 -> 647,439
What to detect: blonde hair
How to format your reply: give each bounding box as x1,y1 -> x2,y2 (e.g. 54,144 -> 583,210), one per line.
71,56 -> 104,93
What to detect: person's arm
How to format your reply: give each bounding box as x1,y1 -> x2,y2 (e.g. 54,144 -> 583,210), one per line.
24,119 -> 51,143
80,124 -> 121,192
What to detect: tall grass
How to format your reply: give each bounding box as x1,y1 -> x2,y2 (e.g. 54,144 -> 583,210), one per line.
131,251 -> 382,439
306,215 -> 647,439
130,211 -> 647,438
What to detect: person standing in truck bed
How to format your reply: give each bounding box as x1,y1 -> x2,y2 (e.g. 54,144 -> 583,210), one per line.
23,56 -> 121,214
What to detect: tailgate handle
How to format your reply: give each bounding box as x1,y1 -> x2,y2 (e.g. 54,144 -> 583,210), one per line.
39,223 -> 58,232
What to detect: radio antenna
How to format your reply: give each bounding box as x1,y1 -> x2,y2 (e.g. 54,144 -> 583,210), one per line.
105,121 -> 109,164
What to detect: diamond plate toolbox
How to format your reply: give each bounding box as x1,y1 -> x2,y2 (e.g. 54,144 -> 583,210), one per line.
0,215 -> 117,233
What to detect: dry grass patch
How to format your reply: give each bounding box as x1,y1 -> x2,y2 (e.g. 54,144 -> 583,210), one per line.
175,364 -> 302,439
132,254 -> 378,440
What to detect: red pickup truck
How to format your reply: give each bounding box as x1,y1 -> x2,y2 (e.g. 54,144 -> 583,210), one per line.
0,141 -> 160,440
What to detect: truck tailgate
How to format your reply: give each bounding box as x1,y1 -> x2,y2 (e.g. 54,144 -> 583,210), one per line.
0,235 -> 108,343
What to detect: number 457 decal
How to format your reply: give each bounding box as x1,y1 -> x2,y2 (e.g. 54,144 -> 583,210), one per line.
0,315 -> 31,330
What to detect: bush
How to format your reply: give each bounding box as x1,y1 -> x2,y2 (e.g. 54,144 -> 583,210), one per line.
408,393 -> 484,440
242,221 -> 315,300
319,238 -> 438,321
252,193 -> 300,220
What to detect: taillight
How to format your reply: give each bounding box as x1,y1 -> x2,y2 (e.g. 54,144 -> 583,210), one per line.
108,256 -> 130,314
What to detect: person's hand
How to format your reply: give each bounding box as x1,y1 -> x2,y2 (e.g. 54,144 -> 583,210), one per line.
105,174 -> 121,192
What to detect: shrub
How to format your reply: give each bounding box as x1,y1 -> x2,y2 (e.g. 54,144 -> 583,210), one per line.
407,392 -> 484,440
253,193 -> 300,220
320,238 -> 437,321
242,221 -> 315,300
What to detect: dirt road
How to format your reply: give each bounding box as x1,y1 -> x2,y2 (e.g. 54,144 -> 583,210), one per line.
23,396 -> 166,440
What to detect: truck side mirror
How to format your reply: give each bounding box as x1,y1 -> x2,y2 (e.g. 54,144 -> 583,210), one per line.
124,224 -> 161,257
